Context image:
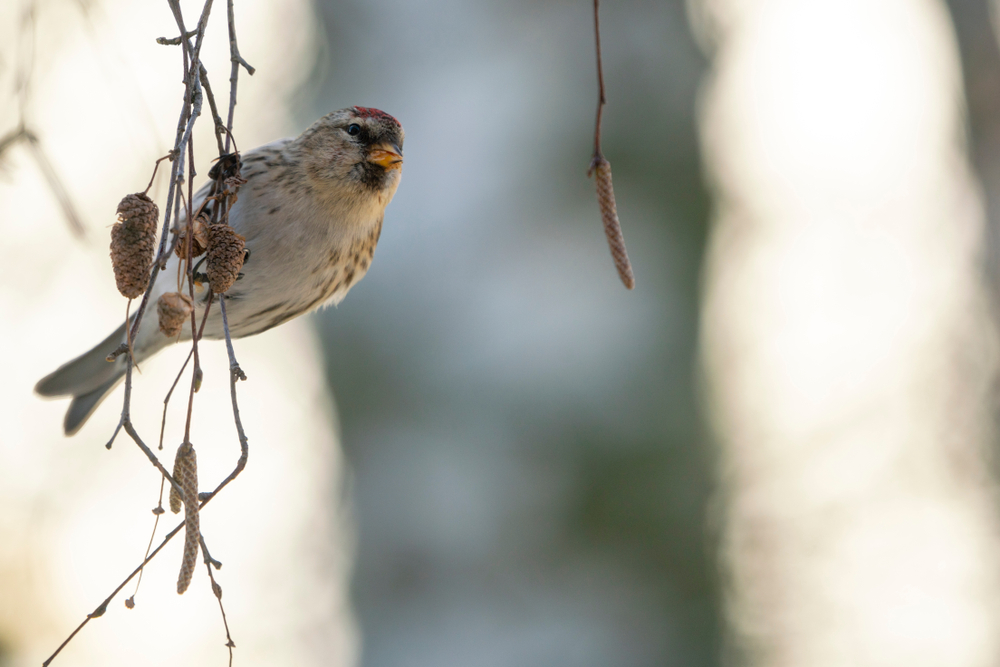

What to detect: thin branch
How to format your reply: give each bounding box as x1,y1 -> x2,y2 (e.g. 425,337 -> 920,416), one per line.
125,476 -> 167,610
591,0 -> 606,164
43,479 -> 227,667
16,3 -> 36,127
156,29 -> 197,45
199,63 -> 227,155
41,515 -> 187,667
215,293 -> 249,499
143,151 -> 175,195
0,125 -> 26,159
159,288 -> 213,451
225,0 -> 253,153
22,130 -> 86,238
205,562 -> 236,666
182,132 -> 200,444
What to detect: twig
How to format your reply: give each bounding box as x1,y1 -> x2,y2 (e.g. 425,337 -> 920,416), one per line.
183,133 -> 200,445
16,3 -> 36,132
47,380 -> 245,667
159,291 -> 213,451
42,519 -> 186,667
22,130 -> 86,238
43,479 -> 228,667
143,151 -> 176,195
126,476 -> 167,609
199,63 -> 227,155
225,0 -> 253,153
205,562 -> 236,666
216,293 -> 249,496
156,29 -> 197,45
12,5 -> 87,239
0,125 -> 26,159
591,0 -> 606,164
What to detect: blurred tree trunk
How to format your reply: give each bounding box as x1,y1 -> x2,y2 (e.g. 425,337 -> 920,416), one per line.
947,0 -> 1000,288
693,0 -> 1000,665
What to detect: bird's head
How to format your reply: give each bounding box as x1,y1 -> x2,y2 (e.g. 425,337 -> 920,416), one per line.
296,107 -> 404,203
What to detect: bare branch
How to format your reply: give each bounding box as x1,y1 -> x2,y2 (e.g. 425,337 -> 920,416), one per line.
156,29 -> 197,45
22,130 -> 86,238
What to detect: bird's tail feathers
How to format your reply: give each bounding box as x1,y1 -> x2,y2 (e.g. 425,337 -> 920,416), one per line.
64,375 -> 125,436
36,322 -> 127,398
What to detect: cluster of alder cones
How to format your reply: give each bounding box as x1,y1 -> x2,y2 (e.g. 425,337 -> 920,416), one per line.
109,191 -> 245,595
109,192 -> 246,337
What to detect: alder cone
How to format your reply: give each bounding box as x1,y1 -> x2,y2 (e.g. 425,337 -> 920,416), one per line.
110,193 -> 159,298
206,223 -> 246,294
175,212 -> 210,258
158,291 -> 193,338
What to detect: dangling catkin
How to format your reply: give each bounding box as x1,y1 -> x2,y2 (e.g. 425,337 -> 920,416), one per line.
169,444 -> 186,514
206,224 -> 246,294
157,292 -> 193,338
174,442 -> 200,594
110,193 -> 159,298
592,157 -> 635,290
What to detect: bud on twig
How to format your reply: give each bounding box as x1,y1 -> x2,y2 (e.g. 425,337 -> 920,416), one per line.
174,442 -> 200,595
175,212 -> 210,258
206,224 -> 246,294
157,292 -> 194,338
110,193 -> 158,299
591,157 -> 635,289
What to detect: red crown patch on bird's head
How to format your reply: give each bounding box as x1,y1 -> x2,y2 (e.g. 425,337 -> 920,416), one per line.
353,106 -> 399,126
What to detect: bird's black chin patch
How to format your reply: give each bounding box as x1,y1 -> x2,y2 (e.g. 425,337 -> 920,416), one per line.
356,161 -> 390,191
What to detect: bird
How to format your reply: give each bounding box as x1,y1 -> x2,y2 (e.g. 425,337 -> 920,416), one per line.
36,106 -> 404,435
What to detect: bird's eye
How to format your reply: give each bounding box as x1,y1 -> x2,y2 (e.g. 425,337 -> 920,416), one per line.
347,124 -> 361,136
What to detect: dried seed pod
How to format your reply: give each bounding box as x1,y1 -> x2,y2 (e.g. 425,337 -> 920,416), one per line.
174,213 -> 210,258
592,157 -> 635,290
206,224 -> 246,294
157,291 -> 194,338
223,174 -> 248,205
174,442 -> 200,595
110,193 -> 159,298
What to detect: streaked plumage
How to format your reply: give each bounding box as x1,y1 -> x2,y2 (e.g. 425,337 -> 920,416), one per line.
36,107 -> 404,434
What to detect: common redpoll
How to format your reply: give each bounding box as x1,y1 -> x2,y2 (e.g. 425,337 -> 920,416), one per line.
36,107 -> 404,435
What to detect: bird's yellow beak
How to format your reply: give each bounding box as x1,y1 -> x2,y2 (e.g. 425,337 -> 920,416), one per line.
368,143 -> 403,171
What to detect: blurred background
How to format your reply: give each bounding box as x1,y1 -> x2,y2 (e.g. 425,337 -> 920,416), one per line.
4,0 -> 1000,666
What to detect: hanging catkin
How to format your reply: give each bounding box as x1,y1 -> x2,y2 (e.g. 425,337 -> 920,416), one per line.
174,442 -> 200,594
591,157 -> 634,290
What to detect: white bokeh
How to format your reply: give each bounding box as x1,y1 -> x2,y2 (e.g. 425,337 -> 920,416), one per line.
698,0 -> 1000,665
